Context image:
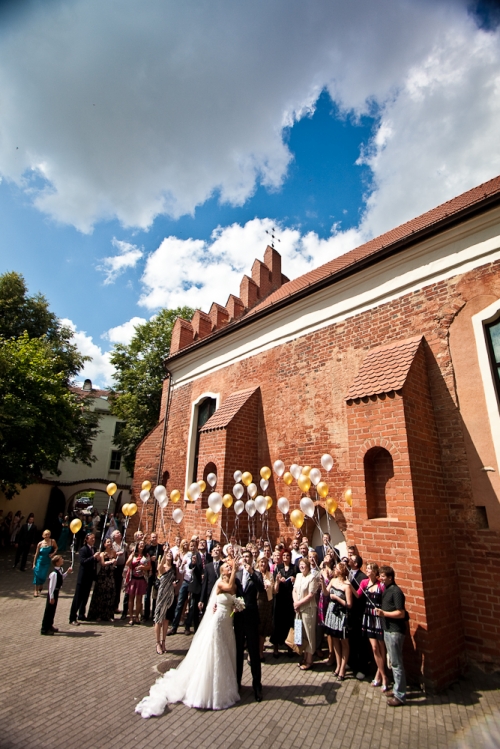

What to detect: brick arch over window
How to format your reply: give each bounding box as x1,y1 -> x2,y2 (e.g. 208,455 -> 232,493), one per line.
364,447 -> 394,519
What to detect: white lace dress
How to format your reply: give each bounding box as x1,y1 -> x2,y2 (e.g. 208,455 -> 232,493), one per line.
135,591 -> 240,715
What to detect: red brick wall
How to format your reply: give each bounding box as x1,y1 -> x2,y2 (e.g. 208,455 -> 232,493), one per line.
132,258 -> 500,684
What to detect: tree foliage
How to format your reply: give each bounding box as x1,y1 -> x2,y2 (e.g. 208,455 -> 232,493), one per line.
109,307 -> 194,475
0,272 -> 100,497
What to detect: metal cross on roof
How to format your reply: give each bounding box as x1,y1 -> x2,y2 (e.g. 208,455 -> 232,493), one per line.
265,227 -> 281,249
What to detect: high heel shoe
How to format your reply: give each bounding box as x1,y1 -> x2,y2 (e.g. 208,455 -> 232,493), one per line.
371,680 -> 381,687
156,642 -> 163,655
160,640 -> 166,654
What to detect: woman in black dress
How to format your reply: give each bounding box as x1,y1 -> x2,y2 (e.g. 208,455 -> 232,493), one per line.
154,551 -> 180,654
271,550 -> 296,656
88,538 -> 117,622
324,562 -> 352,681
353,562 -> 389,690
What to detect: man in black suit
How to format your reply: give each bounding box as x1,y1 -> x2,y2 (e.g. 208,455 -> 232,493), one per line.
198,544 -> 222,613
314,533 -> 332,565
144,532 -> 164,620
69,533 -> 99,624
234,550 -> 264,702
185,541 -> 203,634
205,529 -> 218,555
347,554 -> 370,679
13,514 -> 38,570
198,538 -> 211,565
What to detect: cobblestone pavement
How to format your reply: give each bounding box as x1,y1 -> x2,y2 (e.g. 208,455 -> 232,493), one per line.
1,548 -> 499,749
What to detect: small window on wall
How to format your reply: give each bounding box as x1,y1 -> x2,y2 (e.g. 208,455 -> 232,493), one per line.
364,447 -> 394,519
485,318 -> 500,404
192,398 -> 217,481
114,421 -> 126,442
109,450 -> 122,471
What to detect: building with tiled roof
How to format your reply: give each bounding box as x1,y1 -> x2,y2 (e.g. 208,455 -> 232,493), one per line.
134,175 -> 500,689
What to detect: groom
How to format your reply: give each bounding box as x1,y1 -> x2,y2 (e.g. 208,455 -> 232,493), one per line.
234,550 -> 264,702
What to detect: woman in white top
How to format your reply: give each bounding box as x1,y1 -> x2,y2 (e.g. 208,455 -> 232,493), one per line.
292,558 -> 319,670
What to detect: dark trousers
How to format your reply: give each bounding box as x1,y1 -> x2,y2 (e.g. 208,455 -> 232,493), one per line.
185,591 -> 200,631
348,619 -> 372,675
69,577 -> 93,622
113,565 -> 124,610
42,590 -> 59,632
144,574 -> 157,620
171,580 -> 190,629
235,611 -> 262,691
14,544 -> 31,570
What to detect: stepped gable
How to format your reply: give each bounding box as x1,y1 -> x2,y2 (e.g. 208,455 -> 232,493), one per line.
169,174 -> 500,357
346,336 -> 423,401
199,387 -> 259,431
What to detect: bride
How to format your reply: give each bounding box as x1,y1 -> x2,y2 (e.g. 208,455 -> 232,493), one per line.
135,559 -> 240,716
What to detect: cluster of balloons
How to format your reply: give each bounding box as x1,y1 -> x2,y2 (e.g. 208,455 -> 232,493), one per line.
122,502 -> 138,517
229,467 -> 273,521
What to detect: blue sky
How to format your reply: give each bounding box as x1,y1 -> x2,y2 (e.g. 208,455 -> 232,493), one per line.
0,0 -> 499,385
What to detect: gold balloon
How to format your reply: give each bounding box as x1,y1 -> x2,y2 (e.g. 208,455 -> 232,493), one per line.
302,465 -> 312,476
170,489 -> 181,503
265,496 -> 273,510
241,471 -> 253,487
106,482 -> 117,496
345,488 -> 353,507
317,481 -> 329,498
128,502 -> 138,516
325,497 -> 338,516
121,503 -> 130,517
283,471 -> 293,486
206,508 -> 219,525
142,480 -> 152,492
297,474 -> 311,493
223,493 -> 233,508
198,479 -> 207,493
290,509 -> 305,529
260,466 -> 271,480
69,518 -> 82,534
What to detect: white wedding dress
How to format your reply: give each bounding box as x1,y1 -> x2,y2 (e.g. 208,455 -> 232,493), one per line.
135,590 -> 240,716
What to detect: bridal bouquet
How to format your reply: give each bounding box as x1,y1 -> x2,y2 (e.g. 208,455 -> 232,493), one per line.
231,597 -> 246,616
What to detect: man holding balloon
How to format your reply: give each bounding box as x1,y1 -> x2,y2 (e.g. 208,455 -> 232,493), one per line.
69,532 -> 100,625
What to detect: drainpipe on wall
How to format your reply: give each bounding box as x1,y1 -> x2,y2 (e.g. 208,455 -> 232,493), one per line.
152,366 -> 174,532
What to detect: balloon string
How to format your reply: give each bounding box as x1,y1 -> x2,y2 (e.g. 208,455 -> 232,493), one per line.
71,535 -> 75,569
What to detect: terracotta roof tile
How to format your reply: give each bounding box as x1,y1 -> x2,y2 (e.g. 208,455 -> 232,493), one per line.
199,387 -> 259,431
346,336 -> 423,400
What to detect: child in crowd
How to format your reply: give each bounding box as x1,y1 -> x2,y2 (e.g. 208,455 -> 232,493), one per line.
41,555 -> 72,635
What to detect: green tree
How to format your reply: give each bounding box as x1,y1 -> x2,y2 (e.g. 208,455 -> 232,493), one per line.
109,307 -> 194,475
0,272 -> 100,497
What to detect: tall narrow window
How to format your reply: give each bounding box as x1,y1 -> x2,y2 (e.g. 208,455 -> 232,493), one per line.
192,398 -> 217,481
485,318 -> 500,403
109,450 -> 122,471
364,447 -> 393,519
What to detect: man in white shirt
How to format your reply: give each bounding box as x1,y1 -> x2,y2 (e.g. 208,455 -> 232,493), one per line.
223,535 -> 242,557
168,540 -> 197,635
290,538 -> 302,565
170,535 -> 182,560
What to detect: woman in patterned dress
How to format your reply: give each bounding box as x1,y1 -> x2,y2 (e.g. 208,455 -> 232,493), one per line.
353,562 -> 389,691
154,551 -> 180,654
323,562 -> 352,681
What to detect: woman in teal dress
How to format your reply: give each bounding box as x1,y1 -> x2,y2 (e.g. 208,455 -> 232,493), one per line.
32,530 -> 57,597
58,516 -> 70,552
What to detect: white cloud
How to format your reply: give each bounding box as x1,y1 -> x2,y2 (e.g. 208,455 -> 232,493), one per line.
104,316 -> 147,345
62,318 -> 115,388
139,218 -> 363,311
1,0 -> 497,237
97,238 -> 143,285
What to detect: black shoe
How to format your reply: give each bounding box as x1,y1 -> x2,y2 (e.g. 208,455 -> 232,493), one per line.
40,630 -> 54,636
120,613 -> 128,620
50,627 -> 59,633
69,620 -> 80,626
78,615 -> 88,622
254,688 -> 263,702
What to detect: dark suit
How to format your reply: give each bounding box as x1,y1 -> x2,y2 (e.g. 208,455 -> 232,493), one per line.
234,568 -> 264,695
185,551 -> 203,631
314,544 -> 331,565
14,522 -> 38,570
205,539 -> 218,555
144,542 -> 164,619
69,543 -> 97,622
199,560 -> 222,608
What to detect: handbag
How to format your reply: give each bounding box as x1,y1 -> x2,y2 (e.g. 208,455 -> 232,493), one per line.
294,614 -> 303,646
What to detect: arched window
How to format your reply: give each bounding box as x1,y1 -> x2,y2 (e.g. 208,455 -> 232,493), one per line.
485,316 -> 500,406
200,462 -> 217,510
192,397 -> 217,481
364,447 -> 394,519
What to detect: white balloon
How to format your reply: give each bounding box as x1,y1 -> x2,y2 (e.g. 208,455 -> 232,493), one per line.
290,463 -> 302,480
187,482 -> 201,501
208,492 -> 223,513
234,500 -> 244,516
207,472 -> 217,487
234,470 -> 243,483
321,454 -> 334,472
260,478 -> 269,491
140,489 -> 150,503
309,468 -> 321,486
247,483 -> 258,499
172,508 -> 184,523
273,459 -> 285,477
245,499 -> 257,517
255,495 -> 267,515
159,496 -> 169,509
154,485 -> 166,501
233,483 -> 244,500
277,497 -> 289,515
300,496 -> 315,518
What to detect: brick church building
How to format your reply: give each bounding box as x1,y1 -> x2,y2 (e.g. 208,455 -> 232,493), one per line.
133,175 -> 500,689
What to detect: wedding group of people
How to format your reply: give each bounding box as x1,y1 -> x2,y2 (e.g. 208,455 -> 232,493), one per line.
132,529 -> 409,715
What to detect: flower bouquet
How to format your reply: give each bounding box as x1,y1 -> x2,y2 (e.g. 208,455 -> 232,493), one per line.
231,596 -> 246,617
